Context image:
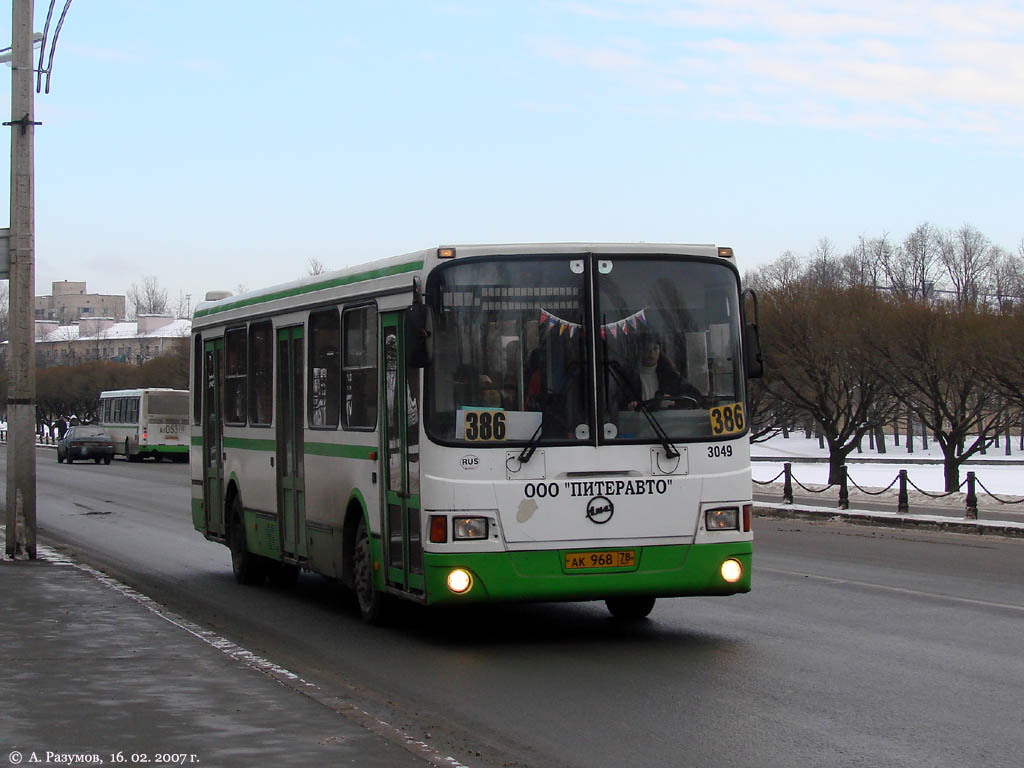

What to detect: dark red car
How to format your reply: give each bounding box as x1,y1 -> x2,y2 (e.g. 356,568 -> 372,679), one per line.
57,425 -> 114,465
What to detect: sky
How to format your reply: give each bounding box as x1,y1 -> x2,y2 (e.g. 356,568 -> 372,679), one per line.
1,0 -> 1022,314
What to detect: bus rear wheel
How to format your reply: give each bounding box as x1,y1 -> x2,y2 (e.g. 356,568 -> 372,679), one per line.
605,596 -> 656,620
352,516 -> 390,624
229,497 -> 265,586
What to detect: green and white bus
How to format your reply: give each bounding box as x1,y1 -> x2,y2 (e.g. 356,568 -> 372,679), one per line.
100,388 -> 190,461
190,244 -> 763,622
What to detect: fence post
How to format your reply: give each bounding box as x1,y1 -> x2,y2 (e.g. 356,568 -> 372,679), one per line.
965,471 -> 978,520
838,465 -> 849,510
783,462 -> 793,504
898,469 -> 909,514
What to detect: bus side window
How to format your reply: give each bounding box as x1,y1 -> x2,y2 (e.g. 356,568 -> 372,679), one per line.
225,327 -> 248,425
308,308 -> 340,429
248,321 -> 273,426
343,305 -> 377,430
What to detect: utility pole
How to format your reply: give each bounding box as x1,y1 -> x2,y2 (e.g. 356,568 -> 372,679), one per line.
5,0 -> 37,559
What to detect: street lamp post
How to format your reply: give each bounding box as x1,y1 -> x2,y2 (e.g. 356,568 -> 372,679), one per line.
5,0 -> 38,559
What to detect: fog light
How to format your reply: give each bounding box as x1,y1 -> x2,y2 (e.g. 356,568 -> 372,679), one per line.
721,558 -> 743,583
453,517 -> 488,540
706,507 -> 739,530
447,568 -> 473,594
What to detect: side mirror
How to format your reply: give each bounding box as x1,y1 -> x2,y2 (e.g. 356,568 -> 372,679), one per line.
741,287 -> 764,379
744,323 -> 763,379
405,303 -> 433,368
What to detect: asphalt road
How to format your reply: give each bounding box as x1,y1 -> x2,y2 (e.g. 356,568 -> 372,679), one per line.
10,446 -> 1024,768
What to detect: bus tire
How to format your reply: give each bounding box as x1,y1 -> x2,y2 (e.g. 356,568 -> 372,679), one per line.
605,595 -> 656,620
229,496 -> 265,586
103,456 -> 112,465
353,516 -> 390,624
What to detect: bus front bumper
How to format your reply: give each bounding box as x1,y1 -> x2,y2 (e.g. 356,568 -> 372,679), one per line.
422,541 -> 752,606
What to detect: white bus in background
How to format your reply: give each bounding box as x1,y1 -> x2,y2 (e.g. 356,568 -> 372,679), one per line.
99,388 -> 190,462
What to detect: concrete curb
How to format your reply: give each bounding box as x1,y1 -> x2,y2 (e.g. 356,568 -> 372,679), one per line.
755,504 -> 1024,538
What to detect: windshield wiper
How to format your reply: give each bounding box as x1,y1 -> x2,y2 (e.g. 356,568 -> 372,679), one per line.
605,359 -> 680,460
517,361 -> 582,465
517,420 -> 544,464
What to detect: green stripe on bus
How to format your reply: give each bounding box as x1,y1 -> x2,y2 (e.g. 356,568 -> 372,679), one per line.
192,435 -> 203,446
223,437 -> 276,451
220,436 -> 376,459
304,442 -> 376,459
194,260 -> 424,318
421,541 -> 752,605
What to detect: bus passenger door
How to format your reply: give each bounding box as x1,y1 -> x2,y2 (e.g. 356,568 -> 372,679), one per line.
276,326 -> 307,562
203,339 -> 226,538
381,313 -> 423,594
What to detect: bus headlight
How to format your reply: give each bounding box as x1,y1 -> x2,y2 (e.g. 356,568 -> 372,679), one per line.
453,517 -> 488,540
705,507 -> 739,530
720,558 -> 743,583
447,568 -> 473,594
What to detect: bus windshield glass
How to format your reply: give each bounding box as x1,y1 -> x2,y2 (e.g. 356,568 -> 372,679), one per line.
426,257 -> 590,445
424,254 -> 745,446
596,258 -> 744,443
148,393 -> 189,421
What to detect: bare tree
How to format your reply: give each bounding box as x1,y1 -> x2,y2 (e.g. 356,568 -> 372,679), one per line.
938,224 -> 991,310
761,280 -> 894,483
308,257 -> 327,276
172,291 -> 195,319
885,222 -> 942,302
127,275 -> 169,318
876,301 -> 1004,491
744,250 -> 803,292
842,234 -> 887,288
989,247 -> 1024,312
807,237 -> 843,288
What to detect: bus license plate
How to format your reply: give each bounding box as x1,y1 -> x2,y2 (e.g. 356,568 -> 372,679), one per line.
565,550 -> 635,570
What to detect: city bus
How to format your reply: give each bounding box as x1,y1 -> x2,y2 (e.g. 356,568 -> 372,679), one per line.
100,388 -> 191,461
190,243 -> 763,623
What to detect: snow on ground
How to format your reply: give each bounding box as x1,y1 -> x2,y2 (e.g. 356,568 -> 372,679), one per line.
751,434 -> 1024,511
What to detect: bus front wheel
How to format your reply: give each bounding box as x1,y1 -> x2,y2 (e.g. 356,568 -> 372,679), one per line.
229,496 -> 265,586
605,595 -> 656,620
353,516 -> 390,624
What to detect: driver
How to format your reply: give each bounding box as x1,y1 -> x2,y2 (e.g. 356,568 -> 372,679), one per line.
621,333 -> 701,410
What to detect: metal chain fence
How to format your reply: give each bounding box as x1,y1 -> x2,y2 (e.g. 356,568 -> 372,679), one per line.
755,462 -> 1024,520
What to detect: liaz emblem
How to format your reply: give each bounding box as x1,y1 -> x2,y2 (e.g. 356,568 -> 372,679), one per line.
585,496 -> 614,524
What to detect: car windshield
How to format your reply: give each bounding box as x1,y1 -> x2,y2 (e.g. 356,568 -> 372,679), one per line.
424,254 -> 745,447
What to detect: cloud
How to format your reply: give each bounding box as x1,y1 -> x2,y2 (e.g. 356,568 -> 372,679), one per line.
545,1 -> 1024,146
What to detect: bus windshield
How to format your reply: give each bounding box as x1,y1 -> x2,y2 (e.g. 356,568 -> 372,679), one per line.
424,254 -> 744,446
597,258 -> 744,443
148,392 -> 189,421
426,257 -> 589,445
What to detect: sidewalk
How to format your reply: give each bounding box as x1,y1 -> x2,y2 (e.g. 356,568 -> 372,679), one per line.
0,533 -> 459,768
754,500 -> 1024,537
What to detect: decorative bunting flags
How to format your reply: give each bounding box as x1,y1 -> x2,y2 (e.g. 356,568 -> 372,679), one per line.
540,308 -> 647,339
